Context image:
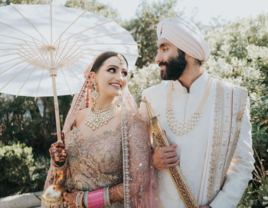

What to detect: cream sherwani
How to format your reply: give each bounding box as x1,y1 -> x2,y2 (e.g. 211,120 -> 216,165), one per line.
139,70 -> 255,208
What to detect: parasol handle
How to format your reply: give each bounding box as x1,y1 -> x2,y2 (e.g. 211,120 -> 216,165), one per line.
50,69 -> 62,142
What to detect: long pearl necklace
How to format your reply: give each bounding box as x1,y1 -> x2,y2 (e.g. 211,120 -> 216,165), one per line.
166,77 -> 212,136
85,103 -> 117,130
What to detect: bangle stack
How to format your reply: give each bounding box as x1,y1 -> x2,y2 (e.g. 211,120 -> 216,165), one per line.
76,187 -> 111,208
51,159 -> 68,171
85,187 -> 111,208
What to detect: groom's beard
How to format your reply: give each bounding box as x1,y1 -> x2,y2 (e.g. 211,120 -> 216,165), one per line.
159,50 -> 187,80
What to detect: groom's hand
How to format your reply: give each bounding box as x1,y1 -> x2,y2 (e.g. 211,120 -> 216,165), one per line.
152,144 -> 179,170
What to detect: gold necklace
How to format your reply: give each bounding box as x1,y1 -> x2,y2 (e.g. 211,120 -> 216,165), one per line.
166,77 -> 212,136
85,104 -> 117,130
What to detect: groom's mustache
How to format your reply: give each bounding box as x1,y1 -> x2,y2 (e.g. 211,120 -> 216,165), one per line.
159,62 -> 168,67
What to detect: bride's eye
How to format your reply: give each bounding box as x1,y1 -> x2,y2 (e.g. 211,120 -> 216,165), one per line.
108,68 -> 116,73
122,71 -> 128,76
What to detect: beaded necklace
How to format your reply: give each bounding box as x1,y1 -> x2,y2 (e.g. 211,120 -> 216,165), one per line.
166,77 -> 212,136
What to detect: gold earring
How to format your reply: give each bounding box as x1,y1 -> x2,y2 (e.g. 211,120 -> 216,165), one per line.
91,82 -> 99,105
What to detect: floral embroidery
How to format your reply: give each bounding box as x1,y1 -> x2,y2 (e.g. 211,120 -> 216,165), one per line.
65,122 -> 123,194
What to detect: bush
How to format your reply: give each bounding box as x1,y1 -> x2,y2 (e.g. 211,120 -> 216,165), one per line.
0,142 -> 50,197
128,64 -> 161,103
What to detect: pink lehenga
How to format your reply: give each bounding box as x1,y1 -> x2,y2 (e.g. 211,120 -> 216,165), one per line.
43,69 -> 159,207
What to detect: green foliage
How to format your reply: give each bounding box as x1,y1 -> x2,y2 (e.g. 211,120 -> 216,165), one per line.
0,95 -> 72,154
238,178 -> 268,208
123,0 -> 183,68
0,142 -> 50,197
128,64 -> 161,103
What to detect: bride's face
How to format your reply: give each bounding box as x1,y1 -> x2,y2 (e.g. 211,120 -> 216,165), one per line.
92,56 -> 128,97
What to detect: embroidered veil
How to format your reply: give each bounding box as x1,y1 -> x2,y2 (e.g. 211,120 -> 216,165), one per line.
44,60 -> 159,208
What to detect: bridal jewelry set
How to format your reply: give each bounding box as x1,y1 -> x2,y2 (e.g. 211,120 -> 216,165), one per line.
166,77 -> 213,136
84,54 -> 124,130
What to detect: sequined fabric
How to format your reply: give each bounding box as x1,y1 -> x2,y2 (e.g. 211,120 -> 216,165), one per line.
64,122 -> 123,207
43,111 -> 159,208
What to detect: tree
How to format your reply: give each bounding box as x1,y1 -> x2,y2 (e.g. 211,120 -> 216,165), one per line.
123,0 -> 184,68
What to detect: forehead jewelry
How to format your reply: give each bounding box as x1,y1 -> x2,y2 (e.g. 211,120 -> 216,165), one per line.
117,54 -> 124,65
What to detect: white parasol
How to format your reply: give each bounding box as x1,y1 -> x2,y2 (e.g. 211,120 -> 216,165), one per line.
0,4 -> 139,141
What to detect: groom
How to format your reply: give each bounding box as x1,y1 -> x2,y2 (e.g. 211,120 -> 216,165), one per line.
140,17 -> 255,208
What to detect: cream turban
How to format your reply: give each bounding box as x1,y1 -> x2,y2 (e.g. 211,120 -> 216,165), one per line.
157,17 -> 210,64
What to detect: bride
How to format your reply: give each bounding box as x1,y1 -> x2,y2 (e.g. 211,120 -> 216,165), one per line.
44,51 -> 159,208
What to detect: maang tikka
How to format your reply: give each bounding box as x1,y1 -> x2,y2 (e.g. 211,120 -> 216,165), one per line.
91,82 -> 99,105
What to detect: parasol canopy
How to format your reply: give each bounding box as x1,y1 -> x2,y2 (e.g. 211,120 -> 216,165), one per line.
0,4 -> 139,140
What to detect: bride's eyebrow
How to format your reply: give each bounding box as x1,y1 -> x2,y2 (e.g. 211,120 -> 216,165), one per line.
107,65 -> 119,69
107,65 -> 127,71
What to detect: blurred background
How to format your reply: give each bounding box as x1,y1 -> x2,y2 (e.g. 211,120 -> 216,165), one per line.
0,0 -> 268,207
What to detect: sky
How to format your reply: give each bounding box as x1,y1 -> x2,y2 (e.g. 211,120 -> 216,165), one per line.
53,0 -> 268,25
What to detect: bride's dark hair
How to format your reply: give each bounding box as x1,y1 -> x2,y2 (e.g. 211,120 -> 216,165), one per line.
90,51 -> 128,73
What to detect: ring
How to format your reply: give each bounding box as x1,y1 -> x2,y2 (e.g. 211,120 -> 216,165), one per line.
52,146 -> 57,153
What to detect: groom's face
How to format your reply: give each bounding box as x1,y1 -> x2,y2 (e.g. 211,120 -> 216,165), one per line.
155,38 -> 187,80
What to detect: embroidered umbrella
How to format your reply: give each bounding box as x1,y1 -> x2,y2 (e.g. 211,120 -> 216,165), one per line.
0,4 -> 139,141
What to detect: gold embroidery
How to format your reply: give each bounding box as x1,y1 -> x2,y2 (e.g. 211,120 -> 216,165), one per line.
214,84 -> 233,195
221,87 -> 248,182
207,80 -> 223,203
206,84 -> 248,204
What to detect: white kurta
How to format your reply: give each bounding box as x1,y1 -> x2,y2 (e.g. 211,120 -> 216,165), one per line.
139,71 -> 255,208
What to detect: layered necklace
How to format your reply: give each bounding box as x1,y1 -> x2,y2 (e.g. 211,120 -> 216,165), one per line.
85,104 -> 117,130
166,76 -> 212,136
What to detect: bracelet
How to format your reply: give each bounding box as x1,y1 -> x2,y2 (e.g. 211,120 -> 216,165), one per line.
88,189 -> 105,208
104,187 -> 111,207
51,159 -> 68,171
80,192 -> 85,208
76,191 -> 84,208
84,191 -> 89,208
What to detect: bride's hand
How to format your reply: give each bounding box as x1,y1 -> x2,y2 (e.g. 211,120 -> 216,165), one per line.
63,190 -> 79,208
49,141 -> 66,166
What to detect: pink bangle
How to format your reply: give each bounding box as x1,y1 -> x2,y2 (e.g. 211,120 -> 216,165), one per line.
87,189 -> 105,208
